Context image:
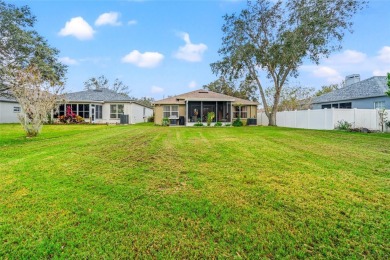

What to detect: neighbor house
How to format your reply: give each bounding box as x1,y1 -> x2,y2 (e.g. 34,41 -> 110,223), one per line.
0,96 -> 21,123
312,74 -> 390,109
56,88 -> 153,124
153,89 -> 259,126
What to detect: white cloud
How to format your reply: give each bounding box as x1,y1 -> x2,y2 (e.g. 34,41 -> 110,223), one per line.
326,50 -> 367,64
128,20 -> 138,25
58,17 -> 95,40
121,50 -> 164,68
59,57 -> 78,65
187,80 -> 197,89
377,46 -> 390,63
373,68 -> 390,76
311,66 -> 343,83
95,12 -> 122,26
174,32 -> 207,62
151,86 -> 164,94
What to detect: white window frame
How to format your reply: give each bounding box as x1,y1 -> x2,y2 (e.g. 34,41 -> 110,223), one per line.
110,104 -> 124,119
163,105 -> 179,118
374,101 -> 385,109
13,106 -> 21,113
233,106 -> 248,118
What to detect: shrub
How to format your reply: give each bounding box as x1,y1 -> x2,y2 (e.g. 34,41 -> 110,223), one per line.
233,118 -> 243,127
148,115 -> 154,122
335,120 -> 352,130
57,105 -> 85,124
162,117 -> 169,126
214,121 -> 222,127
194,120 -> 204,126
207,112 -> 215,126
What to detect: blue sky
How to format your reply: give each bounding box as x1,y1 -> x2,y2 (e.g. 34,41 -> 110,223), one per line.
10,0 -> 390,100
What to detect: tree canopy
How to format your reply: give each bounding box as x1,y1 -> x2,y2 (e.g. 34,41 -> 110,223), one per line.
84,75 -> 131,95
314,83 -> 342,97
203,77 -> 258,102
265,84 -> 314,111
211,0 -> 366,125
0,1 -> 67,96
386,73 -> 390,96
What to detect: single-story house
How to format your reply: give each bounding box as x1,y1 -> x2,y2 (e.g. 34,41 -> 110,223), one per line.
312,74 -> 390,109
0,96 -> 21,123
153,89 -> 259,126
56,88 -> 153,124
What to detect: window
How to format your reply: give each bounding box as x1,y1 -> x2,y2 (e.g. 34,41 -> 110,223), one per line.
13,107 -> 20,113
54,104 -> 65,118
110,104 -> 124,119
96,105 -> 103,119
163,105 -> 179,118
233,106 -> 248,118
321,103 -> 351,109
78,104 -> 90,118
374,101 -> 385,109
339,102 -> 352,109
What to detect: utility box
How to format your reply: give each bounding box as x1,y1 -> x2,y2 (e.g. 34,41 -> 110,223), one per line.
119,114 -> 129,124
179,116 -> 185,125
247,118 -> 257,125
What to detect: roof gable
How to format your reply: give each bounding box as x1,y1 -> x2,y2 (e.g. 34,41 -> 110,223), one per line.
313,76 -> 387,104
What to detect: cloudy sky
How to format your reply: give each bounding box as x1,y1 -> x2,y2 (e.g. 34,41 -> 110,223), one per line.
12,0 -> 390,100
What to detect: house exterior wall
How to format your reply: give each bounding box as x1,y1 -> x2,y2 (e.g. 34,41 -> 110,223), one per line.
313,96 -> 390,109
0,101 -> 21,123
248,106 -> 257,118
102,103 -> 117,123
154,104 -> 185,125
128,103 -> 153,124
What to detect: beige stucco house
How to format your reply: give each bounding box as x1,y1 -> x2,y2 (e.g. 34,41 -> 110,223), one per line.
153,89 -> 259,126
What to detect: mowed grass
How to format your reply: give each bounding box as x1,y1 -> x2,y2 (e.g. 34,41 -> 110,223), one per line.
0,123 -> 389,259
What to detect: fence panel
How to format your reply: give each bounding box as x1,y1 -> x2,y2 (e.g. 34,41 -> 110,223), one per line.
257,109 -> 383,131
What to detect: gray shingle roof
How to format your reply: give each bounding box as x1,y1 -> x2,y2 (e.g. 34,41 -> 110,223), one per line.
313,76 -> 387,104
65,88 -> 133,102
153,89 -> 259,105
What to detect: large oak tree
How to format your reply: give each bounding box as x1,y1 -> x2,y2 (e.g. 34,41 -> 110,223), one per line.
0,1 -> 66,96
211,0 -> 366,125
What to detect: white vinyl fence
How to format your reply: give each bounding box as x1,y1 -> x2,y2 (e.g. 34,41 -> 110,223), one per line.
257,109 -> 388,131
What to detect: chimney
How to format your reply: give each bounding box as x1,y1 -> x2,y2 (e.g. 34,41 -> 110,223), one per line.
345,74 -> 360,87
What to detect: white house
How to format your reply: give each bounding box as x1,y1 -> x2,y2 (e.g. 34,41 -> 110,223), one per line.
58,88 -> 153,124
0,96 -> 21,123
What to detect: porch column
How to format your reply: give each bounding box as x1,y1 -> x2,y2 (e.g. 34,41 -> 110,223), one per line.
185,100 -> 188,125
216,101 -> 218,122
200,101 -> 203,122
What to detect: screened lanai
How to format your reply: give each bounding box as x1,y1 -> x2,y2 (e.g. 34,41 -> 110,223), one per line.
186,101 -> 232,123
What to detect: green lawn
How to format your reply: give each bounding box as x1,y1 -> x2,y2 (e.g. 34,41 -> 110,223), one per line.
0,123 -> 389,258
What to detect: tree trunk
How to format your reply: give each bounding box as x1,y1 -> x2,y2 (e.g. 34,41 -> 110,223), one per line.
268,111 -> 277,126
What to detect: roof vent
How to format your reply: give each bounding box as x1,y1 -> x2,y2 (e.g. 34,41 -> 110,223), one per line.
198,91 -> 209,94
93,89 -> 103,92
345,74 -> 360,87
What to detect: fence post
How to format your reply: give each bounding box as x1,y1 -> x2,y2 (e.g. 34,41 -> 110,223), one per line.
331,108 -> 335,129
307,109 -> 310,129
295,110 -> 297,128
